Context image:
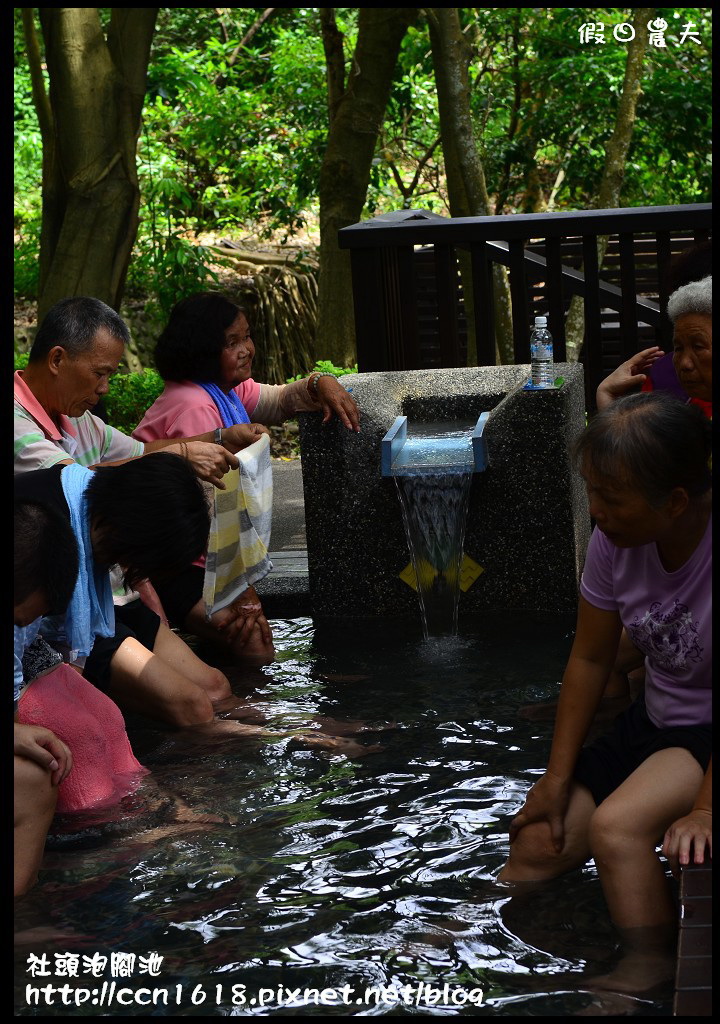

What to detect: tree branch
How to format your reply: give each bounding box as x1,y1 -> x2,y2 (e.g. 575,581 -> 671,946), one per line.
213,7 -> 280,84
320,8 -> 346,121
21,8 -> 53,142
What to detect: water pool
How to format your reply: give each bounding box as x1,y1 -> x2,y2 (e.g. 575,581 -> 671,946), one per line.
14,614 -> 672,1016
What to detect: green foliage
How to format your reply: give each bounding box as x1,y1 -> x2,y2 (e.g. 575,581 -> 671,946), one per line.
14,218 -> 41,299
14,353 -> 30,371
13,6 -> 713,319
286,360 -> 358,384
462,7 -> 713,210
103,370 -> 165,436
14,16 -> 43,225
138,11 -> 330,239
14,14 -> 43,298
125,229 -> 228,320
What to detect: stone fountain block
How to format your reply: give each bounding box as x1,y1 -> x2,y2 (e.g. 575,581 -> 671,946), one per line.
298,363 -> 590,622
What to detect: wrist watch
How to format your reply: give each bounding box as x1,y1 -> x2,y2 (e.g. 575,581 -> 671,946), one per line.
214,427 -> 224,447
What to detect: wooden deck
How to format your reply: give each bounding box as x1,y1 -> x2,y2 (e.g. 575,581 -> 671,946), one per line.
674,862 -> 712,1015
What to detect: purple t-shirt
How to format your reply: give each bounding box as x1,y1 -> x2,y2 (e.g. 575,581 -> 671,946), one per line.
580,518 -> 712,729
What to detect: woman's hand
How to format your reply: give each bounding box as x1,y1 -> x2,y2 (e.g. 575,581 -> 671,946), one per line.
212,585 -> 273,648
596,347 -> 665,411
221,423 -> 271,452
509,770 -> 571,853
663,808 -> 712,878
181,441 -> 239,489
14,722 -> 73,787
314,377 -> 361,432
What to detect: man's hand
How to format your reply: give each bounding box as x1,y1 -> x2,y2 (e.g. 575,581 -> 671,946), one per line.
182,441 -> 239,489
14,722 -> 72,787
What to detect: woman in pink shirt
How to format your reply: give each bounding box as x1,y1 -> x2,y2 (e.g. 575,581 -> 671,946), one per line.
134,292 -> 360,665
498,392 -> 712,998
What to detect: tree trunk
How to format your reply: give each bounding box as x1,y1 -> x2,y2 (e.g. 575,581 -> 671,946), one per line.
316,8 -> 417,366
320,8 -> 346,120
426,7 -> 514,365
31,8 -> 157,321
564,8 -> 652,360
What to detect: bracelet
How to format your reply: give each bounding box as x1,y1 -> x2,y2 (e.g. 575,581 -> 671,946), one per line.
180,441 -> 188,460
214,427 -> 224,447
310,371 -> 338,395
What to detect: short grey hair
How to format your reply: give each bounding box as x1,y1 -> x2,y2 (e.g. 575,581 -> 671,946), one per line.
30,296 -> 130,363
667,275 -> 712,323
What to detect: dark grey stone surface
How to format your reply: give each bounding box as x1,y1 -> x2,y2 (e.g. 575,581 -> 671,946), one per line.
298,364 -> 590,622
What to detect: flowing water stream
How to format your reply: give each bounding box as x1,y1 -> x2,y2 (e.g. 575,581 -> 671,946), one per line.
14,615 -> 672,1017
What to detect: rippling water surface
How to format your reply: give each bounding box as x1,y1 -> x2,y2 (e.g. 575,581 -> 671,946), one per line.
14,614 -> 672,1016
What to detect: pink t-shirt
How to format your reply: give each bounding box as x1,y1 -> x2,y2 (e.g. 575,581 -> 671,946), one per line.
580,518 -> 712,729
132,379 -> 262,442
132,379 -> 264,574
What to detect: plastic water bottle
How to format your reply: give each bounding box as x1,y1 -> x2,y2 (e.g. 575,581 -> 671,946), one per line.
530,315 -> 554,388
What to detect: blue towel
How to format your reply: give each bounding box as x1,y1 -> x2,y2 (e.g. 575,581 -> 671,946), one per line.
195,382 -> 250,426
41,463 -> 115,662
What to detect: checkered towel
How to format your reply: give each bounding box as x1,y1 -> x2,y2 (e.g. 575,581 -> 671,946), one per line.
203,432 -> 274,618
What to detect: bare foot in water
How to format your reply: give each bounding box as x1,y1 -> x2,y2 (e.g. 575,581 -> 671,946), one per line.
133,821 -> 218,843
137,780 -> 238,827
198,720 -> 270,739
168,799 -> 236,827
573,991 -> 656,1015
312,716 -> 398,736
583,948 -> 676,997
213,695 -> 269,723
287,733 -> 386,758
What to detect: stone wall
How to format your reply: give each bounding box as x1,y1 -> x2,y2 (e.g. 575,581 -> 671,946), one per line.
299,363 -> 590,623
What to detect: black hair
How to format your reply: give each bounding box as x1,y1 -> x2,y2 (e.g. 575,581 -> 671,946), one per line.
85,453 -> 211,590
154,293 -> 247,382
29,296 -> 130,362
574,392 -> 712,509
664,239 -> 712,296
14,499 -> 80,615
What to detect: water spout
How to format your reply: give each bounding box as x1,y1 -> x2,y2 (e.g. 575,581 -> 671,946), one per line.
382,415 -> 489,638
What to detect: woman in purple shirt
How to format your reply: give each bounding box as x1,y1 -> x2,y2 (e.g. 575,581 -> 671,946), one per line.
498,392 -> 712,997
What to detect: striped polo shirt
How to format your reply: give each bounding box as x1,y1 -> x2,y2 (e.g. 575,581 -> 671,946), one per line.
14,371 -> 143,471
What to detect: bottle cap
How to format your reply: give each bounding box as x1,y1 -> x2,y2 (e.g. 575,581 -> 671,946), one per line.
534,316 -> 547,327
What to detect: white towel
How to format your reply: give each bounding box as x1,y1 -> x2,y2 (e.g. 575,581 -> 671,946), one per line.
203,432 -> 274,618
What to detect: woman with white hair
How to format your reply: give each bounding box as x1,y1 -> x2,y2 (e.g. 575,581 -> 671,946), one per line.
596,272 -> 712,418
665,275 -> 712,415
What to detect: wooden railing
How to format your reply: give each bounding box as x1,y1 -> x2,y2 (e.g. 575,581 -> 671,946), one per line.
338,204 -> 711,412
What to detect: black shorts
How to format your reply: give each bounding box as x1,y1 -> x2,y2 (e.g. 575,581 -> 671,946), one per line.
574,697 -> 712,806
151,565 -> 204,630
83,600 -> 162,692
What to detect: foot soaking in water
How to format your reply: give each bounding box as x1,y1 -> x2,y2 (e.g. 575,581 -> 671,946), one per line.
15,377 -> 701,1016
15,606 -> 681,1016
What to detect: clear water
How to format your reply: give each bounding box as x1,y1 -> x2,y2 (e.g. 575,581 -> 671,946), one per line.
14,615 -> 672,1016
395,471 -> 472,638
392,430 -> 474,474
